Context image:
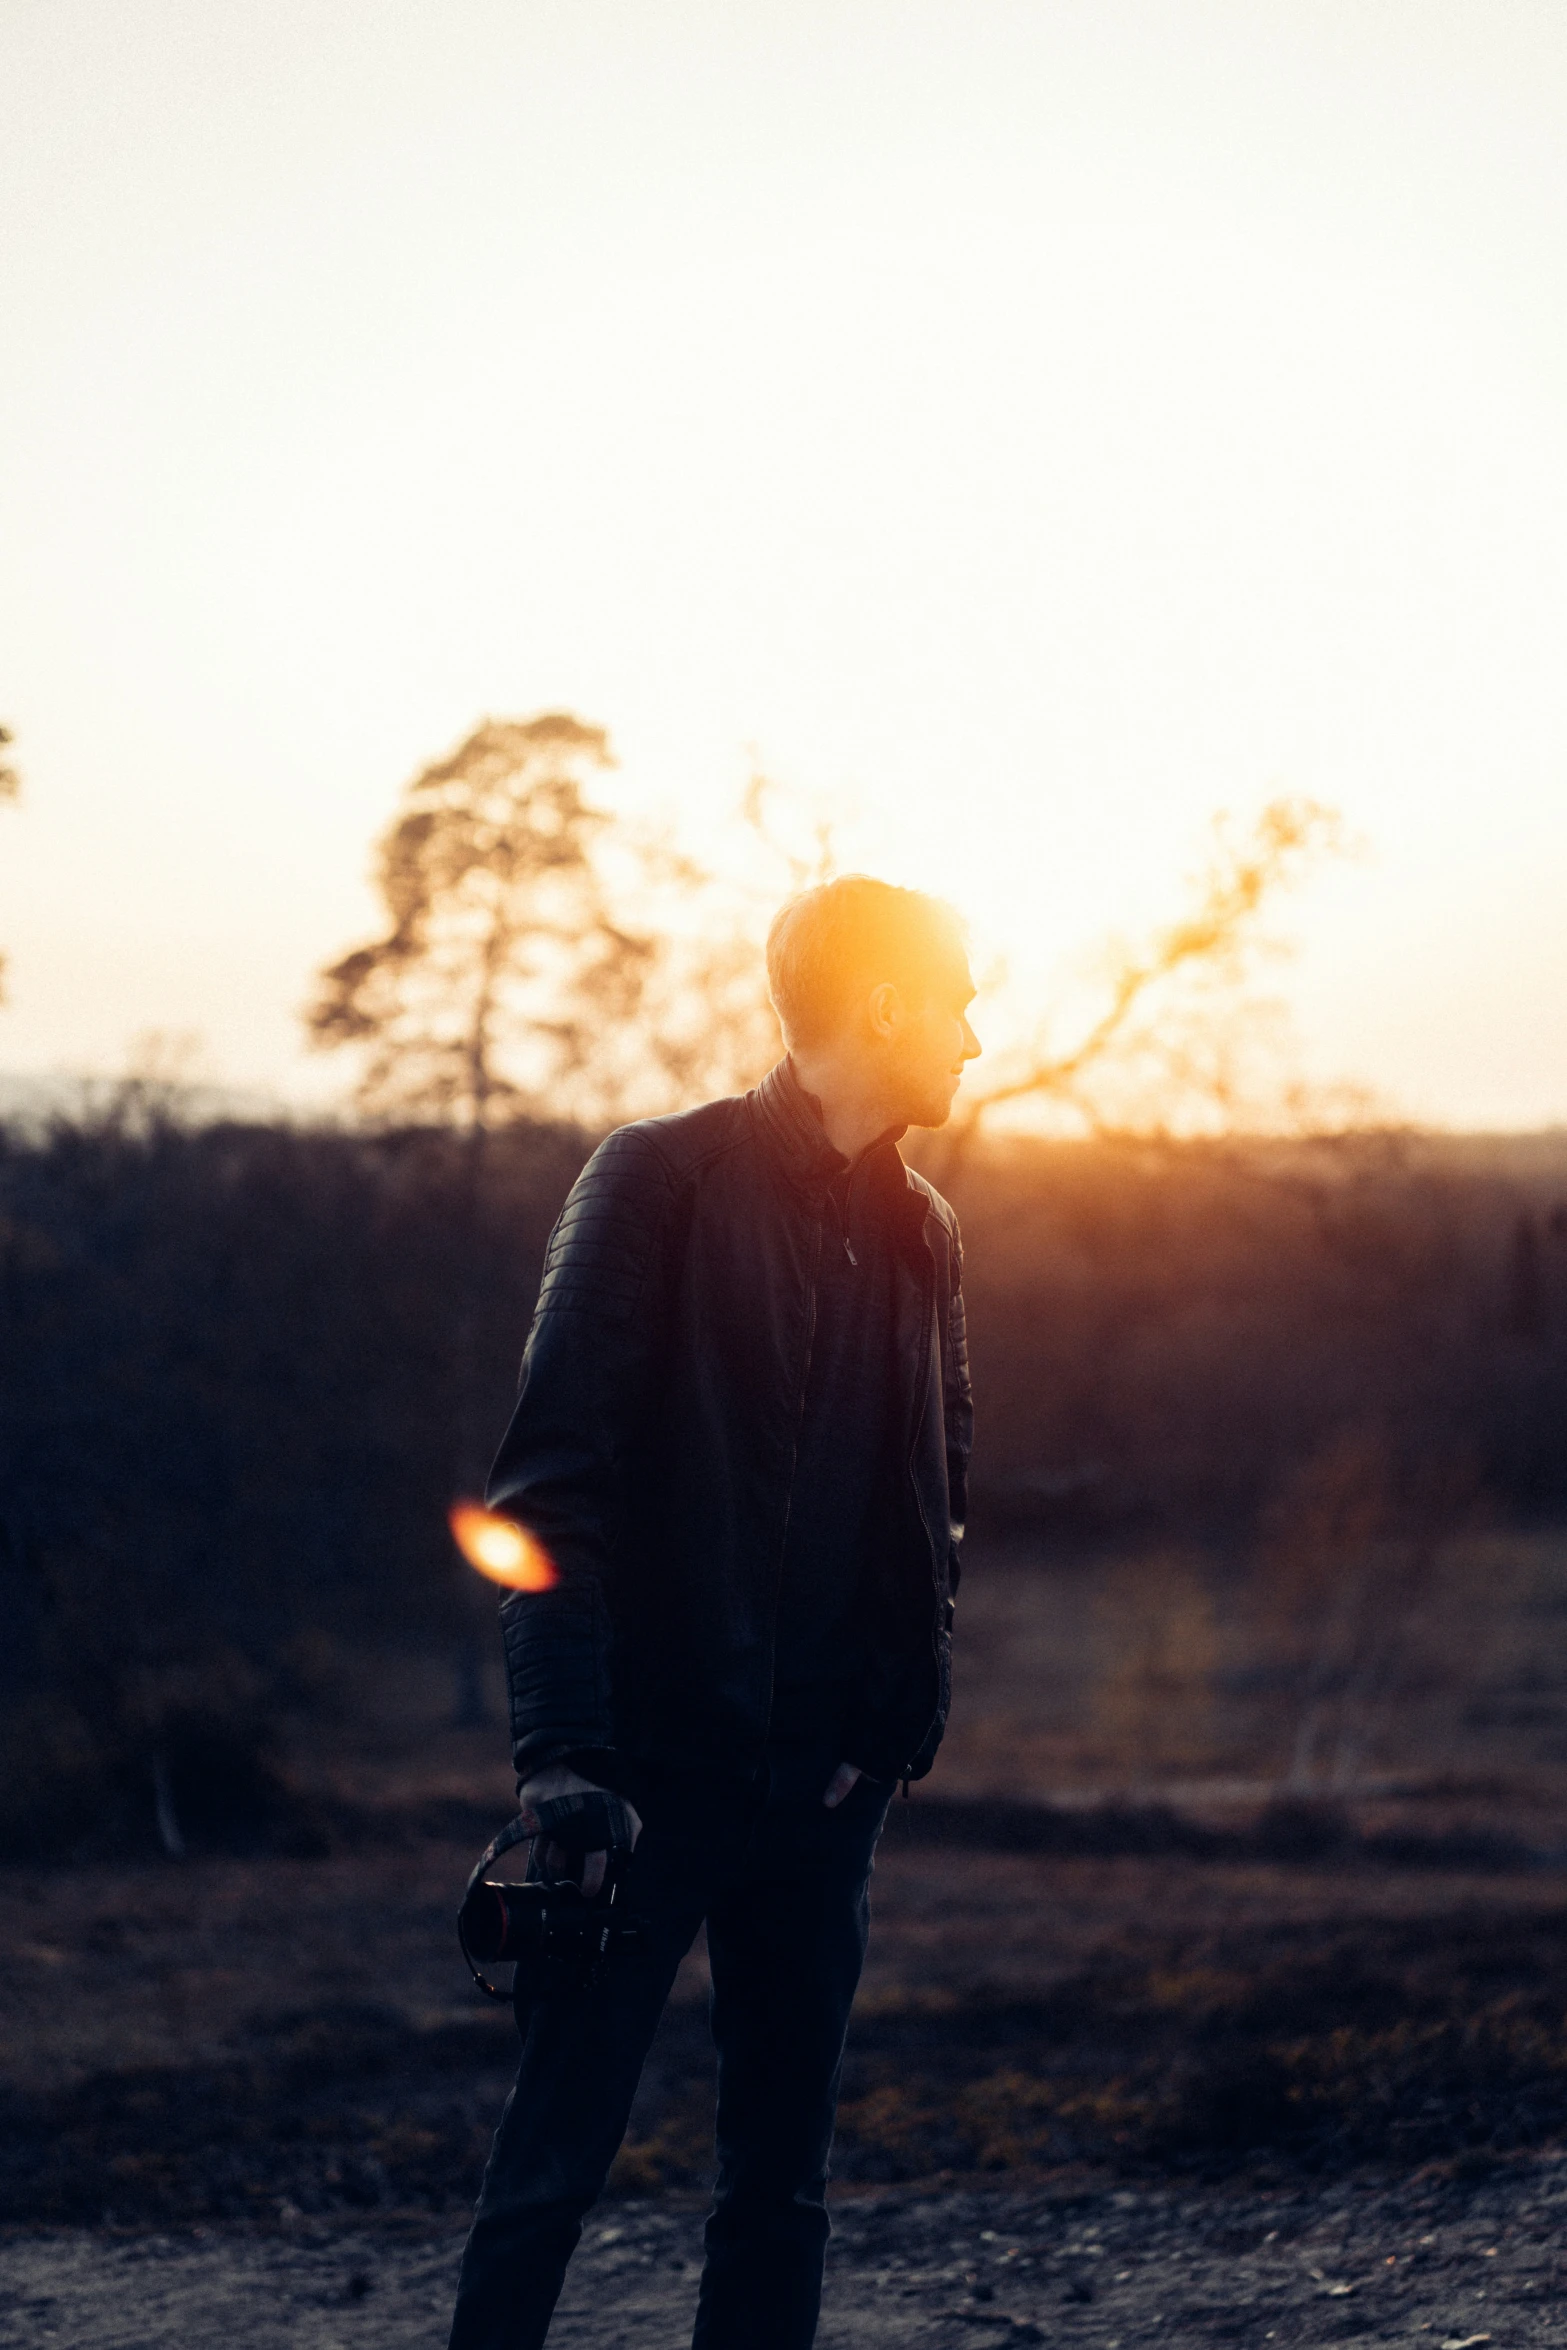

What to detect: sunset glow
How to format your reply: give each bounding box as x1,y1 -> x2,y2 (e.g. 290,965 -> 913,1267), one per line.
2,5 -> 1567,1126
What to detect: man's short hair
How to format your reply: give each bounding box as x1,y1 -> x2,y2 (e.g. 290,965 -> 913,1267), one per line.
765,875 -> 968,1050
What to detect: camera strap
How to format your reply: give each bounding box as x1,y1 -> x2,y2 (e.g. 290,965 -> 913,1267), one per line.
458,1818 -> 536,1999
460,1790 -> 637,1906
461,1814 -> 535,1909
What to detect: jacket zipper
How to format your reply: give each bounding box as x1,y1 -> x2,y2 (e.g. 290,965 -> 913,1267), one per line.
755,1201 -> 826,1760
831,1168 -> 857,1265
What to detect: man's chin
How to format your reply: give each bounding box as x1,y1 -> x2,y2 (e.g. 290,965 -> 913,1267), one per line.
908,1089 -> 959,1131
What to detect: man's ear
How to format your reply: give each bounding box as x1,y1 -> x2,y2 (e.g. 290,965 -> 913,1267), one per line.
866,981 -> 901,1041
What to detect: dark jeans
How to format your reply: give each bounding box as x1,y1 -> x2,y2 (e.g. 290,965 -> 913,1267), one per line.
447,1745 -> 892,2350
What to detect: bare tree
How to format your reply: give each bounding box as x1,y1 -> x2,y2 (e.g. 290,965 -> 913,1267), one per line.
943,797 -> 1344,1158
305,714 -> 678,1132
310,724 -> 1340,1155
306,714 -> 805,1136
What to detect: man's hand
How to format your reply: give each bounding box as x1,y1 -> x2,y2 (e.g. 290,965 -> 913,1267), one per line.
822,1762 -> 863,1809
516,1762 -> 643,1899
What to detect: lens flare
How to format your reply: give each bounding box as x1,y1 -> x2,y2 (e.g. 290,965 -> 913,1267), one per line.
448,1500 -> 559,1591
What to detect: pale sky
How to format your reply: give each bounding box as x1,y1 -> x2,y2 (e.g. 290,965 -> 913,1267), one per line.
3,0 -> 1566,1126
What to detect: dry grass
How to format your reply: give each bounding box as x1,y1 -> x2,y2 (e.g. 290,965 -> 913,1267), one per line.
8,1531 -> 1567,2224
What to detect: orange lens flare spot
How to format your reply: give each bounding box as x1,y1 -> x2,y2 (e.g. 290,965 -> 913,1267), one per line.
448,1501 -> 559,1591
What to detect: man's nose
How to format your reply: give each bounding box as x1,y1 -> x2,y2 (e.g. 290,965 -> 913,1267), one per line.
962,1017 -> 982,1060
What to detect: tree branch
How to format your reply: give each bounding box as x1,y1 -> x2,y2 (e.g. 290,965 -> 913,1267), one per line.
954,796 -> 1344,1134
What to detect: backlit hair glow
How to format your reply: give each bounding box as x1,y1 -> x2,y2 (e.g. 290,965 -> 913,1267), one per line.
765,875 -> 968,1050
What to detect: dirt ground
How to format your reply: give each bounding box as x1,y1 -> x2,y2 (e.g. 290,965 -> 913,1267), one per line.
9,1534 -> 1567,2342
7,2164 -> 1567,2347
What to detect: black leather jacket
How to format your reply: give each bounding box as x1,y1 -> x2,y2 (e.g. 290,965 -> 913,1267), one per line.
487,1060 -> 973,1786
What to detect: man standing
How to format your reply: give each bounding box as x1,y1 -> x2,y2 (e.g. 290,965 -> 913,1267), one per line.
449,876 -> 979,2350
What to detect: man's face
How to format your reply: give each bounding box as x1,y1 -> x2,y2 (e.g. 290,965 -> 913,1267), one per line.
885,957 -> 982,1128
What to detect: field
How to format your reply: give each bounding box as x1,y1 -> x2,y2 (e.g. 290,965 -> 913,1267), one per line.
6,1530 -> 1567,2341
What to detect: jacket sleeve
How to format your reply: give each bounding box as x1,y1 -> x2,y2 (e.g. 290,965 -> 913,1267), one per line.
485,1125 -> 673,1781
944,1227 -> 973,1594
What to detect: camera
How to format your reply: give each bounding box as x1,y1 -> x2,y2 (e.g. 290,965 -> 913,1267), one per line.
457,1790 -> 645,2013
459,1870 -> 645,2006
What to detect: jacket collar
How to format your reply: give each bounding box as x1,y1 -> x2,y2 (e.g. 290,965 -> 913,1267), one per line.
753,1058 -> 931,1242
753,1057 -> 848,1191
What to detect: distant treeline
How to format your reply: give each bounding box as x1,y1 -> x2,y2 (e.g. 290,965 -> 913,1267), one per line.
951,1126 -> 1567,1533
1,1107 -> 1565,1846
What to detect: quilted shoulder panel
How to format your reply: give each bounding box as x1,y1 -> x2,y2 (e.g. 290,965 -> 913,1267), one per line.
535,1123 -> 675,1323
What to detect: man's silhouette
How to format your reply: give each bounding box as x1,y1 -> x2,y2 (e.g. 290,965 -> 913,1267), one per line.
449,876 -> 979,2349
